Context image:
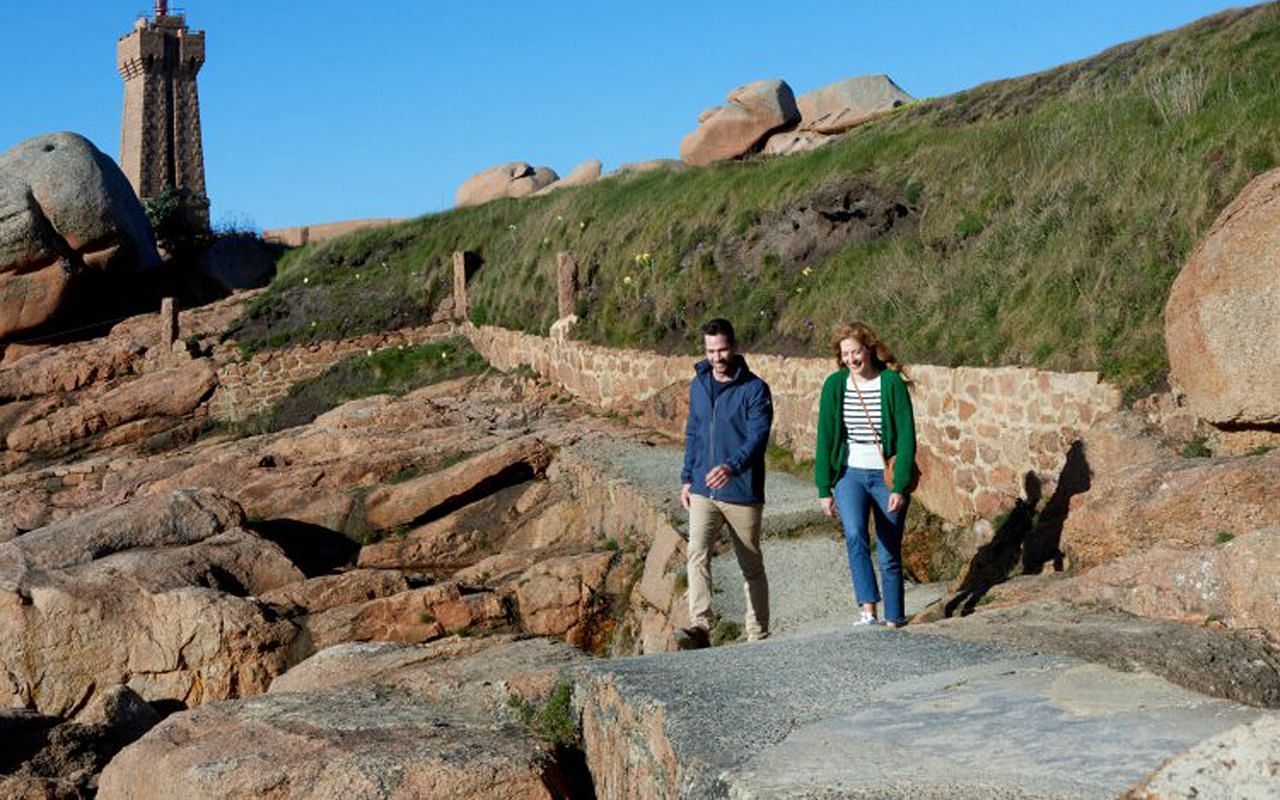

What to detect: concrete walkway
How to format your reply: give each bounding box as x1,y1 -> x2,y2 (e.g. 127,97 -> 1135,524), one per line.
580,624 -> 1266,798
576,436 -> 1273,797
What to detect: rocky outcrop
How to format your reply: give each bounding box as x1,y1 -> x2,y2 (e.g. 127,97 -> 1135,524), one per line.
1059,449 -> 1280,570
0,490 -> 302,716
514,550 -> 641,650
258,568 -> 410,613
535,158 -> 602,195
4,359 -> 216,454
98,688 -> 562,800
679,79 -> 800,166
362,435 -> 554,531
1126,715 -> 1280,799
455,162 -> 559,207
1039,528 -> 1280,642
0,685 -> 160,799
270,635 -> 585,708
0,338 -> 146,402
795,74 -> 913,134
99,637 -> 588,800
926,598 -> 1280,709
0,132 -> 160,340
300,581 -> 509,652
1165,167 -> 1280,426
761,129 -> 835,156
760,75 -> 913,157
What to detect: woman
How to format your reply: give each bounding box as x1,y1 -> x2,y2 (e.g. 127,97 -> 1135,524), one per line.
814,322 -> 917,627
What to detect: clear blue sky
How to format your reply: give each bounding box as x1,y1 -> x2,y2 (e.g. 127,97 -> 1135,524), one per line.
0,1 -> 1251,230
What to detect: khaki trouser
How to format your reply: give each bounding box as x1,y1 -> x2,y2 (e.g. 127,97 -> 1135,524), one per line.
686,494 -> 769,640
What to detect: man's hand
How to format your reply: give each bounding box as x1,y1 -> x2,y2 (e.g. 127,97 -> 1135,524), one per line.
820,496 -> 836,517
705,464 -> 733,490
887,492 -> 905,514
680,483 -> 692,509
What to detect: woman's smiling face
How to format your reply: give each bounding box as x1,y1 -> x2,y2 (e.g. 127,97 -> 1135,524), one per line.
839,337 -> 870,371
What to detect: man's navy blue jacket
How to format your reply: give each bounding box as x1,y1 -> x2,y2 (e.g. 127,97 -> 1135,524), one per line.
681,355 -> 774,504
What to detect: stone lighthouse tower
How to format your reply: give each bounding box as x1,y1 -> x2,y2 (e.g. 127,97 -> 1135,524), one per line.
117,1 -> 209,232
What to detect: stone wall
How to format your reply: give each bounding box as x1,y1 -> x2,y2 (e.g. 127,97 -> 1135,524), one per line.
208,323 -> 449,422
206,310 -> 1122,521
464,324 -> 1121,522
262,218 -> 405,248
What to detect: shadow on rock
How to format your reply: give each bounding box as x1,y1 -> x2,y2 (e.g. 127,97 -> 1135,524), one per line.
944,441 -> 1092,616
247,518 -> 361,578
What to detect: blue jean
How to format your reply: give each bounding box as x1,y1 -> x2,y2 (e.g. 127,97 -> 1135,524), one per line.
833,468 -> 908,625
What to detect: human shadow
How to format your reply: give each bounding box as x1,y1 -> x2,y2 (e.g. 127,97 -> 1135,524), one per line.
1022,440 -> 1092,574
943,440 -> 1092,617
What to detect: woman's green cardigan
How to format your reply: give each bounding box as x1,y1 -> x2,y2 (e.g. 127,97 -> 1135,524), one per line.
813,367 -> 917,497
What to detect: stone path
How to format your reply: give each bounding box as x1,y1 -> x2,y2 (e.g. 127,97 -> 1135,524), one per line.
580,624 -> 1266,798
579,437 -> 1274,797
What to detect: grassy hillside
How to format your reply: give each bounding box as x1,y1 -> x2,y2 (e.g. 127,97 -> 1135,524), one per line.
231,3 -> 1280,397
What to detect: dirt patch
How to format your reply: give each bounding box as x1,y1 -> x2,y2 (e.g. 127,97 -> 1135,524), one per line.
712,178 -> 914,280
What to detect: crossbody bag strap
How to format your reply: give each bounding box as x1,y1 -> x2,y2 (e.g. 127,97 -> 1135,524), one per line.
849,375 -> 886,462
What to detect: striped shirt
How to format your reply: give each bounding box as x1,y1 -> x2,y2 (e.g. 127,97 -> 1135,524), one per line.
843,374 -> 886,469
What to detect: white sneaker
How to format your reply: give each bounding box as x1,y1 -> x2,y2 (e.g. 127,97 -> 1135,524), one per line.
853,613 -> 883,627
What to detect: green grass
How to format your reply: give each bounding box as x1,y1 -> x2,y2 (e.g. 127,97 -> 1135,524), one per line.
229,5 -> 1280,394
261,335 -> 486,432
765,442 -> 815,480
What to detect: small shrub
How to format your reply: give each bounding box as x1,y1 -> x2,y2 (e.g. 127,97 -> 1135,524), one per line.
1180,437 -> 1212,458
1214,531 -> 1235,545
602,537 -> 620,551
1247,445 -> 1274,456
710,619 -> 742,647
508,683 -> 579,748
388,465 -> 425,484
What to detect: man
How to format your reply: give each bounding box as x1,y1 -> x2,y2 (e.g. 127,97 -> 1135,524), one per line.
678,318 -> 774,649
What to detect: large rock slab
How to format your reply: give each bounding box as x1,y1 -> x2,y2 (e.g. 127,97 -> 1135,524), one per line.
0,132 -> 160,340
1059,449 -> 1280,570
0,490 -> 302,716
579,627 -> 1260,797
362,436 -> 553,531
97,689 -> 562,800
455,161 -> 559,207
99,637 -> 588,800
4,360 -> 216,453
795,74 -> 913,134
1126,715 -> 1280,799
513,549 -> 640,650
258,568 -> 410,613
271,635 -> 585,707
1165,167 -> 1280,426
299,581 -> 509,653
534,158 -> 602,195
679,79 -> 800,166
1066,528 -> 1280,639
925,597 -> 1280,708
